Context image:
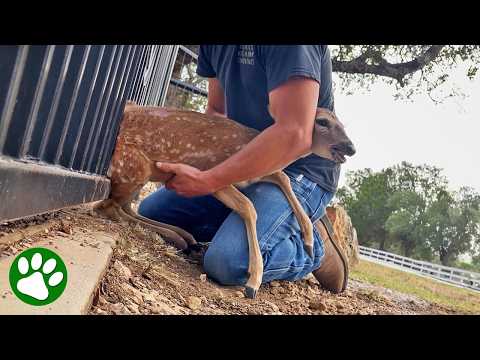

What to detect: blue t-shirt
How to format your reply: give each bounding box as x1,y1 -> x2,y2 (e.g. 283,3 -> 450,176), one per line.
197,45 -> 340,193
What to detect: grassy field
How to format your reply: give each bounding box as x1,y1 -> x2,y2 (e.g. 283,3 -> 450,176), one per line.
351,260 -> 480,314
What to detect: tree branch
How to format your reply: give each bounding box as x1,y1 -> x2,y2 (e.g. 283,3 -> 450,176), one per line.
332,46 -> 446,86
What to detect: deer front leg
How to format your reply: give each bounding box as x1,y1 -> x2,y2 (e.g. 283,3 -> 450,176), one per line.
260,171 -> 314,259
213,185 -> 263,299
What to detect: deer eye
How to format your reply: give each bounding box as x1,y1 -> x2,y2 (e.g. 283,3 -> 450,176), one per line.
315,118 -> 329,127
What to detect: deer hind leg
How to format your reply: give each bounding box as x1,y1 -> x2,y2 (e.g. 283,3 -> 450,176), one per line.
213,185 -> 263,299
120,202 -> 202,252
260,171 -> 314,259
96,183 -> 191,250
99,146 -> 197,251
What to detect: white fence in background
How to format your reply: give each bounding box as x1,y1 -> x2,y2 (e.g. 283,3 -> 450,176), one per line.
359,246 -> 480,292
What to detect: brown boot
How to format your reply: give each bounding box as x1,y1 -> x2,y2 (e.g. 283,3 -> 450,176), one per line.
312,215 -> 349,293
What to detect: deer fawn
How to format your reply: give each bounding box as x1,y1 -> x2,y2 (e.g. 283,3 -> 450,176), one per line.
97,101 -> 355,298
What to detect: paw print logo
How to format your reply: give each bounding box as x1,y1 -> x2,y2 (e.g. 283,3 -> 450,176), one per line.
9,248 -> 68,306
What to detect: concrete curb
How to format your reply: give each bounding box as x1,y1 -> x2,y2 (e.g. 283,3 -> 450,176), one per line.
0,231 -> 117,315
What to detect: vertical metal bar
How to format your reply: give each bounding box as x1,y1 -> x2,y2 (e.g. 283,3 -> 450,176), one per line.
79,45 -> 118,171
143,45 -> 160,105
69,45 -> 106,169
54,45 -> 91,164
127,45 -> 147,101
96,46 -> 141,173
160,45 -> 180,107
94,45 -> 133,174
138,46 -> 155,105
155,46 -> 171,105
85,45 -> 124,172
156,46 -> 170,104
149,46 -> 163,105
148,46 -> 161,105
0,45 -> 30,152
136,46 -> 150,105
19,45 -> 55,158
38,45 -> 74,159
99,45 -> 140,173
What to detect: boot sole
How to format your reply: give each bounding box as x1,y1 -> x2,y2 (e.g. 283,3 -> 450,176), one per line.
318,214 -> 349,292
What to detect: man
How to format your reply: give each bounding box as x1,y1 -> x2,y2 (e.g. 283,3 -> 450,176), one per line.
139,45 -> 348,293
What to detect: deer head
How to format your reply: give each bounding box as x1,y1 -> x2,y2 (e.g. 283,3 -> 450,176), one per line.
311,108 -> 356,163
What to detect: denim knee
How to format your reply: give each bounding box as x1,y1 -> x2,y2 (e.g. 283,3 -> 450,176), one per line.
203,244 -> 248,286
137,197 -> 154,218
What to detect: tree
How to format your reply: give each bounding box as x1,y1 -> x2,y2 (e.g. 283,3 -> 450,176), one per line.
337,163 -> 480,265
385,190 -> 427,258
177,45 -> 480,105
331,45 -> 480,102
424,187 -> 480,266
336,168 -> 395,250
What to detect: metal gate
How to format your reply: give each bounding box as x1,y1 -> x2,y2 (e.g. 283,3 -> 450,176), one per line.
0,45 -> 178,223
164,45 -> 208,111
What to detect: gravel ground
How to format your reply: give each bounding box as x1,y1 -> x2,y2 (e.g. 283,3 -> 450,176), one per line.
0,183 -> 461,315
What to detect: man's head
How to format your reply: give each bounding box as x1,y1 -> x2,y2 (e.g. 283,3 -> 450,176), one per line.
311,108 -> 356,163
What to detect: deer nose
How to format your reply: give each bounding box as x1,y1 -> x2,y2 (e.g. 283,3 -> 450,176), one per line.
343,141 -> 356,156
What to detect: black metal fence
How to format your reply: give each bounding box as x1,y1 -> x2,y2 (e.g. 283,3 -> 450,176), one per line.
0,45 -> 178,222
164,45 -> 208,112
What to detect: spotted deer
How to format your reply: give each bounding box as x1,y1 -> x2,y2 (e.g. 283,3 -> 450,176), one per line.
97,101 -> 356,298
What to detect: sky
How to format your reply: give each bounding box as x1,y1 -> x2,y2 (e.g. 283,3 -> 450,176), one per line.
333,64 -> 480,194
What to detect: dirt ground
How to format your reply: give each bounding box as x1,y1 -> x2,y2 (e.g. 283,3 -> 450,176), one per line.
0,183 -> 461,315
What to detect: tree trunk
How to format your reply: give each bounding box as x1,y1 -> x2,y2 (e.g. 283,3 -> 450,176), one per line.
439,248 -> 451,266
403,237 -> 415,258
378,235 -> 386,251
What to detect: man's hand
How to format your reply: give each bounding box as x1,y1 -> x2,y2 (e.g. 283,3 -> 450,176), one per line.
156,162 -> 221,197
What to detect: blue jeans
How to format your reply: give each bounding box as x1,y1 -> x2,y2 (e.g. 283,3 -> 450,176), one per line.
138,171 -> 334,286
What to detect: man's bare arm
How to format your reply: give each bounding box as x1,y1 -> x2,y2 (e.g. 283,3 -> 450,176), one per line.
205,78 -> 226,117
203,77 -> 319,191
156,77 -> 319,197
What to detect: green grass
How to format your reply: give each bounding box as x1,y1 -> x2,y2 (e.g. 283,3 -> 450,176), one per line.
351,260 -> 480,314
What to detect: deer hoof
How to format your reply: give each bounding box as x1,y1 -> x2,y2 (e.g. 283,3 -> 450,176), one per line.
244,286 -> 258,299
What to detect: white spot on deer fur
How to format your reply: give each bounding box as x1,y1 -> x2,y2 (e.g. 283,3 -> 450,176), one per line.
232,134 -> 238,138
212,136 -> 217,140
200,139 -> 204,143
235,145 -> 242,150
167,141 -> 171,147
223,135 -> 228,139
119,160 -> 124,167
161,138 -> 165,143
186,143 -> 191,148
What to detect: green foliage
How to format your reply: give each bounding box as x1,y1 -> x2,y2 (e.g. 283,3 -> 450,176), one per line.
164,53 -> 208,112
337,163 -> 480,266
331,45 -> 480,103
